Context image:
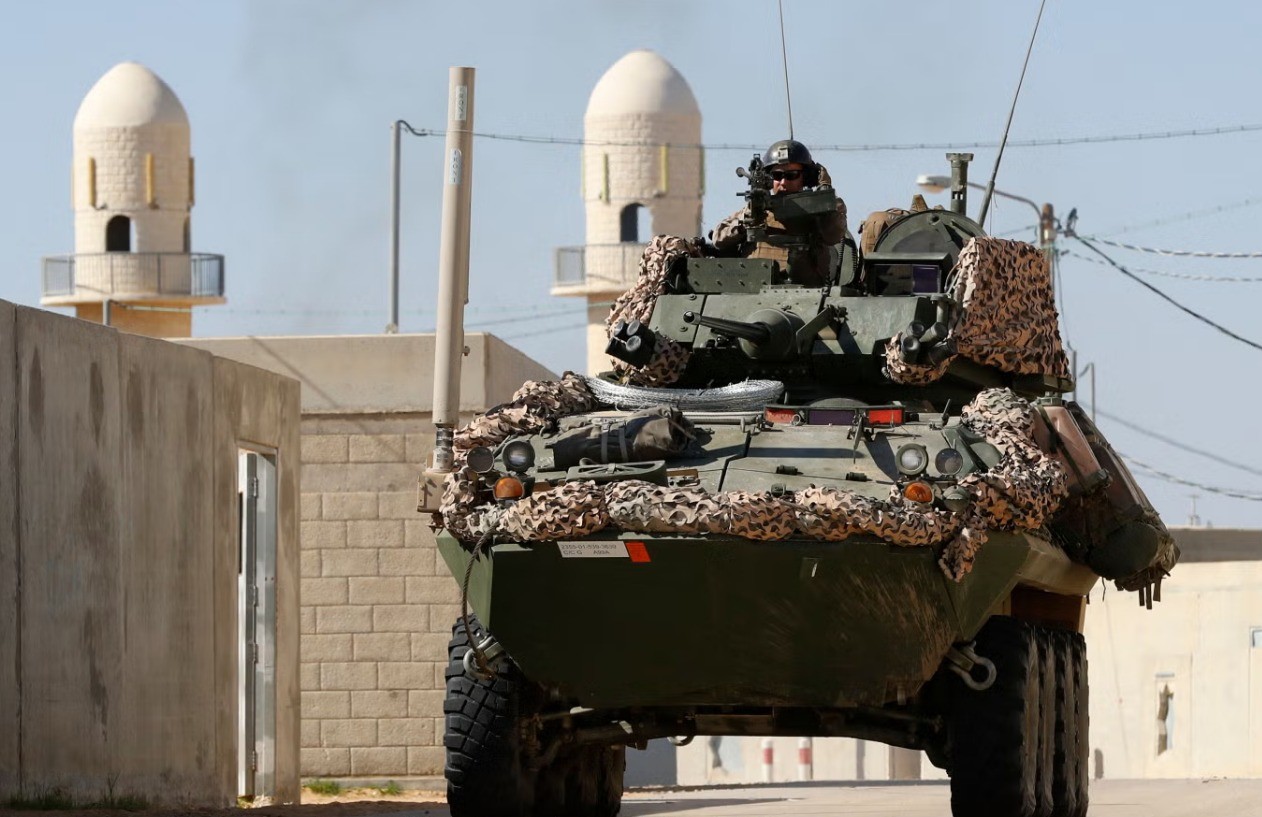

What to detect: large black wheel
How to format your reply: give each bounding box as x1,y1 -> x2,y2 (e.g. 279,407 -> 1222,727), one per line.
947,616 -> 1042,817
568,743 -> 624,817
444,615 -> 534,817
443,615 -> 624,817
1035,630 -> 1057,817
1050,630 -> 1089,817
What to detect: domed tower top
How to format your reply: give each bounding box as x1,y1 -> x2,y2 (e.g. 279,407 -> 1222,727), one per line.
561,50 -> 704,376
584,49 -> 699,120
74,61 -> 189,129
43,61 -> 223,339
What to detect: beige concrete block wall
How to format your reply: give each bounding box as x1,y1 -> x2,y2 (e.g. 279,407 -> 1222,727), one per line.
0,301 -> 301,806
298,415 -> 460,778
179,332 -> 556,781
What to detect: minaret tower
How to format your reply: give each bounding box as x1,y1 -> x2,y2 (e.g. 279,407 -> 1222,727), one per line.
41,61 -> 224,338
551,50 -> 703,375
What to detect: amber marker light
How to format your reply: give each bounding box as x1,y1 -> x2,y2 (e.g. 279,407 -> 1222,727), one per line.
904,481 -> 934,504
764,407 -> 799,425
494,476 -> 526,500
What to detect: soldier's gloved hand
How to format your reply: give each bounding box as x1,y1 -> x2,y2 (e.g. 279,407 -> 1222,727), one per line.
693,236 -> 721,257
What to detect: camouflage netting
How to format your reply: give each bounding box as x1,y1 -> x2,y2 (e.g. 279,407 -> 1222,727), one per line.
884,237 -> 1071,385
441,376 -> 1072,581
605,235 -> 699,387
440,373 -> 605,541
941,388 -> 1071,579
454,372 -> 602,453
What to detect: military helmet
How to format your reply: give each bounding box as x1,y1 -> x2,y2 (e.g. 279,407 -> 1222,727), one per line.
763,139 -> 815,168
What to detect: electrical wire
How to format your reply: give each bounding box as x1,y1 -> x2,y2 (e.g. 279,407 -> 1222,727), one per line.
502,320 -> 591,341
402,121 -> 1262,154
1066,233 -> 1262,352
1096,197 -> 1262,237
1122,455 -> 1262,502
1081,236 -> 1262,259
1095,408 -> 1262,479
1062,248 -> 1262,283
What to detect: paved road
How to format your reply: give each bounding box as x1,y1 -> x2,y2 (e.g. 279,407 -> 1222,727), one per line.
613,779 -> 1262,817
381,779 -> 1262,816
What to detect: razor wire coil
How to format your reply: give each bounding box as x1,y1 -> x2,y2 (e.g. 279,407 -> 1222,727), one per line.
582,376 -> 784,412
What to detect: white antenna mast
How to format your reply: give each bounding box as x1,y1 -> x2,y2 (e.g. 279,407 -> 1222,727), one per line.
777,0 -> 794,139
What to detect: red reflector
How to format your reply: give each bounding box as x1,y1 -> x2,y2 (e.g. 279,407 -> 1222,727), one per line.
626,541 -> 651,563
764,407 -> 799,425
867,408 -> 904,425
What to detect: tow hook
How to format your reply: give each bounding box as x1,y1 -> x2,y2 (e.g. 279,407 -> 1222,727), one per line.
945,642 -> 997,691
463,634 -> 506,679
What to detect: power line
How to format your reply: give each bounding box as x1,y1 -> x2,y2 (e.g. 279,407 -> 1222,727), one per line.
1097,197 -> 1262,237
1067,233 -> 1262,352
502,320 -> 591,341
208,303 -> 586,320
1095,408 -> 1262,479
1062,248 -> 1262,283
403,121 -> 1262,154
1082,236 -> 1262,259
1123,455 -> 1262,502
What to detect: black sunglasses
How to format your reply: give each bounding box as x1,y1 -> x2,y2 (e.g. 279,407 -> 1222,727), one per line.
770,169 -> 802,182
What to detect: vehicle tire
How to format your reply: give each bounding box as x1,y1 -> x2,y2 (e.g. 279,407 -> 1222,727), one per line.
1050,630 -> 1089,817
444,615 -> 534,817
592,743 -> 626,817
562,743 -> 624,817
1035,629 -> 1057,817
947,615 -> 1042,817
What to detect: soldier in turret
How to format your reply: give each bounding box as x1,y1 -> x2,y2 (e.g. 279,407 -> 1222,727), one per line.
708,139 -> 849,287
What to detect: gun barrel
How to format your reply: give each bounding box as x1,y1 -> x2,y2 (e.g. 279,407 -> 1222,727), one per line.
683,311 -> 772,344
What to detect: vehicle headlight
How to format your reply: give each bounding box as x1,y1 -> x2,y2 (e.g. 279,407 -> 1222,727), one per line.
466,446 -> 496,474
934,447 -> 965,476
503,440 -> 536,472
896,443 -> 928,476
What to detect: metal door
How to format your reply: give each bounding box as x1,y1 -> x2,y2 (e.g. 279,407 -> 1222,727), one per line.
238,451 -> 277,798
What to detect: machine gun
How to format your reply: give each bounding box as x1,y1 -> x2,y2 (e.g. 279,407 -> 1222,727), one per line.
735,154 -> 773,246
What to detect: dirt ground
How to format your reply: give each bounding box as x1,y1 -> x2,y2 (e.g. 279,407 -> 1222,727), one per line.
0,788 -> 447,817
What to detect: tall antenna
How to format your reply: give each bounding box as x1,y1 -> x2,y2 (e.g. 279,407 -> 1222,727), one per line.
777,0 -> 794,139
976,0 -> 1049,226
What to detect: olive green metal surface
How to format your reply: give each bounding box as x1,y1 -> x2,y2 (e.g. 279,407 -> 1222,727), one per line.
438,529 -> 1055,710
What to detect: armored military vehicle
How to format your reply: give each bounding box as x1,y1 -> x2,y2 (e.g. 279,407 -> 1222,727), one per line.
428,153 -> 1176,817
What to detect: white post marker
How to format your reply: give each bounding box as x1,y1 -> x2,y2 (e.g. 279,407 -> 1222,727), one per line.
797,737 -> 813,781
761,738 -> 775,783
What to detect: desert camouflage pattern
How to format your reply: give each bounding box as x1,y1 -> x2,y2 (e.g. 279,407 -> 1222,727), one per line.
454,372 -> 601,453
441,373 -> 603,540
497,481 -> 611,542
441,379 -> 1072,581
957,388 -> 1070,529
605,235 -> 697,387
884,237 -> 1071,385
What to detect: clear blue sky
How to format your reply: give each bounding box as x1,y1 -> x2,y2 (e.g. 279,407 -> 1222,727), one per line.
4,0 -> 1262,528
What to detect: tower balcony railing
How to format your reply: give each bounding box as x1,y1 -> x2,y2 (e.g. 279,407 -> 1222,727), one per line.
553,242 -> 647,295
40,252 -> 225,302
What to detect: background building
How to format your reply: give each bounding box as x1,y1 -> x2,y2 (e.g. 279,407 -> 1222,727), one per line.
552,49 -> 703,375
41,62 -> 224,338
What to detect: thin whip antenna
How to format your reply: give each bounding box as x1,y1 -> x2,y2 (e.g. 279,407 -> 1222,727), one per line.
777,0 -> 794,139
977,0 -> 1049,226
